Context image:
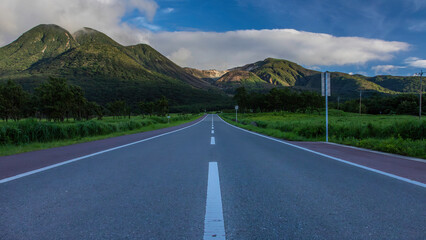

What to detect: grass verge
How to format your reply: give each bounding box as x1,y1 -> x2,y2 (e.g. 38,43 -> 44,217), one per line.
220,111 -> 425,159
0,114 -> 202,156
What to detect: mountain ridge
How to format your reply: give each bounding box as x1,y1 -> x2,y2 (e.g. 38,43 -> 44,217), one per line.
185,58 -> 420,96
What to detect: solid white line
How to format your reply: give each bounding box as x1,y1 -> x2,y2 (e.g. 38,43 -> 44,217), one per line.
212,130 -> 214,134
217,115 -> 426,188
0,115 -> 208,184
203,162 -> 226,240
211,137 -> 215,145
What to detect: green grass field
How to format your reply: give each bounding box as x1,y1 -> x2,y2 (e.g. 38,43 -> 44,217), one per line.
221,110 -> 426,159
0,114 -> 201,156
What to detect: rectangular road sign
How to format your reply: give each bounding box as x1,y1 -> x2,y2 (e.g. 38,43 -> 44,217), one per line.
321,72 -> 331,96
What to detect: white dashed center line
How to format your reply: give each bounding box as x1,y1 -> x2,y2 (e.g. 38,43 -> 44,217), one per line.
203,162 -> 226,240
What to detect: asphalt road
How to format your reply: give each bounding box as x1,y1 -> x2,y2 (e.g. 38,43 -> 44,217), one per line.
1,114 -> 425,239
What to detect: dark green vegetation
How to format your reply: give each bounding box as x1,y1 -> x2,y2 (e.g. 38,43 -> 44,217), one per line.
0,114 -> 200,156
0,78 -> 185,122
221,111 -> 426,159
232,86 -> 424,116
338,93 -> 425,115
0,78 -> 102,121
233,87 -> 324,113
0,24 -> 229,110
211,58 -> 423,98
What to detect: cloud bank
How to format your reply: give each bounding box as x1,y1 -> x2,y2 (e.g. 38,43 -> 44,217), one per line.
146,29 -> 409,70
405,57 -> 426,68
372,65 -> 406,74
0,0 -> 410,70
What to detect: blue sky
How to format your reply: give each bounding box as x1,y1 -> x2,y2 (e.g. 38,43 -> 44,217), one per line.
1,0 -> 425,76
123,0 -> 426,76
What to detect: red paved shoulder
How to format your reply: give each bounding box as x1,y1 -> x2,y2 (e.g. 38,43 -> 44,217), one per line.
292,141 -> 426,184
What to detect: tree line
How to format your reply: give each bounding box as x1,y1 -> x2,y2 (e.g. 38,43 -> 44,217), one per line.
232,86 -> 425,116
0,78 -> 170,122
233,87 -> 324,113
337,93 -> 425,115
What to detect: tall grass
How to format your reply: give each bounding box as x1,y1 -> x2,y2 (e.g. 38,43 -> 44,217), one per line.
222,111 -> 426,159
0,114 -> 195,146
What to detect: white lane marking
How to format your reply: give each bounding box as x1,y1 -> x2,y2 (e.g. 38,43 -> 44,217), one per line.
204,162 -> 226,240
212,130 -> 214,134
0,115 -> 208,184
211,137 -> 215,145
217,115 -> 426,188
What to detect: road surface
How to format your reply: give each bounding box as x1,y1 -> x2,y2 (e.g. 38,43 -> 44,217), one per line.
1,114 -> 425,239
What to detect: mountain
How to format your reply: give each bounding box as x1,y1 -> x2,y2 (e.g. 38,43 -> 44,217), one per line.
367,75 -> 421,93
215,70 -> 274,92
183,68 -> 228,83
185,58 -> 415,97
0,24 -> 227,108
0,25 -> 78,73
231,58 -> 318,86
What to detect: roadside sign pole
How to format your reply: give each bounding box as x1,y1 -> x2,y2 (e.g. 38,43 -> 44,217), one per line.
322,71 -> 330,142
420,70 -> 423,120
235,105 -> 239,123
325,73 -> 328,142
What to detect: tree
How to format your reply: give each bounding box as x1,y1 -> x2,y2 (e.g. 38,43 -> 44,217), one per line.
36,77 -> 71,121
83,101 -> 103,120
156,96 -> 169,116
234,87 -> 248,112
68,84 -> 87,120
107,100 -> 127,118
0,80 -> 29,121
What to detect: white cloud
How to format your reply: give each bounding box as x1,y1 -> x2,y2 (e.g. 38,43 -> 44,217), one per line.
405,57 -> 426,68
371,65 -> 406,74
146,29 -> 410,70
162,8 -> 174,14
0,0 -> 158,46
169,48 -> 192,64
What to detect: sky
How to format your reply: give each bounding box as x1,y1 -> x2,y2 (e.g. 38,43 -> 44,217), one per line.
0,0 -> 425,76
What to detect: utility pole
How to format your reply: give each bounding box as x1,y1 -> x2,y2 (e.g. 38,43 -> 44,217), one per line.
235,105 -> 239,123
419,70 -> 423,120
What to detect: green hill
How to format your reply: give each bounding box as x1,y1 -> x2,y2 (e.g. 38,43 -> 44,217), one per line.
368,75 -> 422,93
213,58 -> 402,97
0,24 -> 227,108
233,58 -> 318,86
215,70 -> 274,93
0,24 -> 78,73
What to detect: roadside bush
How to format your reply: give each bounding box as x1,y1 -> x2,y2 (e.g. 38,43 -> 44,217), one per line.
0,115 -> 194,145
